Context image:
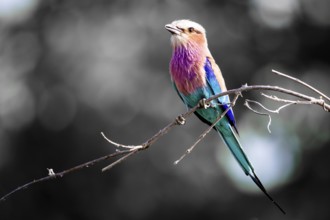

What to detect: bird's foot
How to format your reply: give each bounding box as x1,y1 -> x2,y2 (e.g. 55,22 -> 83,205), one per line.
176,115 -> 186,125
199,98 -> 211,109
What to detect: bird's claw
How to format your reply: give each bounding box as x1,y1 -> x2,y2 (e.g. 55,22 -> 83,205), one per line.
200,98 -> 210,109
176,115 -> 186,125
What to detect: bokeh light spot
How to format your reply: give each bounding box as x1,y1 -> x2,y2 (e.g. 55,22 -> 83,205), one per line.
249,0 -> 299,28
0,0 -> 40,25
0,80 -> 35,130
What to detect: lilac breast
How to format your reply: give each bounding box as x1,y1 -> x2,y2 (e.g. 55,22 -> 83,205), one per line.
170,45 -> 205,95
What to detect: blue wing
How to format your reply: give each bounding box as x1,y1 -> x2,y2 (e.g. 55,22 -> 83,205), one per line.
204,58 -> 238,133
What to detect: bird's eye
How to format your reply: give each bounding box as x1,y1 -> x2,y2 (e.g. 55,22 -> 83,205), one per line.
188,27 -> 194,33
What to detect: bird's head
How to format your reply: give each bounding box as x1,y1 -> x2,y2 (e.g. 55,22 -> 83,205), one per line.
165,20 -> 207,49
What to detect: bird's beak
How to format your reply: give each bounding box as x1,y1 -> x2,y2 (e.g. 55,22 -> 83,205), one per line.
165,24 -> 182,35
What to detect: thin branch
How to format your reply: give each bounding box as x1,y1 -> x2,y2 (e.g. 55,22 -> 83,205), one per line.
261,93 -> 318,105
102,150 -> 138,172
272,69 -> 330,102
244,100 -> 273,133
174,93 -> 240,165
246,99 -> 295,114
244,98 -> 296,133
207,85 -> 330,112
101,132 -> 142,150
0,150 -> 131,202
1,70 -> 329,202
100,107 -> 200,172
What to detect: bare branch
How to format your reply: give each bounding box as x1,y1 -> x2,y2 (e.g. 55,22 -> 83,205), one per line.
174,93 -> 240,165
0,150 -> 131,202
246,99 -> 295,114
1,70 -> 329,202
272,69 -> 330,102
102,150 -> 139,172
261,93 -> 321,106
100,109 -> 199,172
244,100 -> 273,133
101,132 -> 142,150
209,84 -> 330,112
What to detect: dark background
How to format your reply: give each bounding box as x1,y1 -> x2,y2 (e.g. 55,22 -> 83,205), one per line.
1,0 -> 330,219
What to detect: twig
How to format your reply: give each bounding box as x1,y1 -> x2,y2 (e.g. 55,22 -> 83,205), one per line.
102,150 -> 138,172
100,108 -> 200,172
261,93 -> 321,105
174,93 -> 240,165
208,85 -> 330,112
0,150 -> 131,202
246,99 -> 295,114
244,98 -> 296,133
272,69 -> 330,102
101,132 -> 142,149
244,100 -> 273,133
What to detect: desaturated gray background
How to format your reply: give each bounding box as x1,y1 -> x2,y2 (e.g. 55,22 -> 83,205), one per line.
1,0 -> 330,219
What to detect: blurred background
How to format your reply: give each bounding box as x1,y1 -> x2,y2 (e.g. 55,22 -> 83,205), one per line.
0,0 -> 330,219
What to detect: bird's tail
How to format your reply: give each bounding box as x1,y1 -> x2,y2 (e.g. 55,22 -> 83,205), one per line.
217,126 -> 286,214
249,170 -> 286,214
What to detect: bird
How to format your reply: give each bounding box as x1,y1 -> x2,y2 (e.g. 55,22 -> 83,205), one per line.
165,19 -> 285,214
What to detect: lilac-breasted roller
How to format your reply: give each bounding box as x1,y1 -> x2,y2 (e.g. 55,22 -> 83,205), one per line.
165,19 -> 285,214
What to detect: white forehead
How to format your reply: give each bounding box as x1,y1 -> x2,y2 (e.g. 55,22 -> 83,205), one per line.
171,20 -> 205,33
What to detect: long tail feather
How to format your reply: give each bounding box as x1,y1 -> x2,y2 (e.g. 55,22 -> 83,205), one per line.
217,125 -> 286,214
249,171 -> 286,214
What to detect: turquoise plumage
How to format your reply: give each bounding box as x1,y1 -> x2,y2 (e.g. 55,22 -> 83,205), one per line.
165,19 -> 285,214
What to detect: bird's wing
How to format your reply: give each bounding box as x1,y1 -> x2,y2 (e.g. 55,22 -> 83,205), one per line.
204,57 -> 238,133
172,78 -> 219,130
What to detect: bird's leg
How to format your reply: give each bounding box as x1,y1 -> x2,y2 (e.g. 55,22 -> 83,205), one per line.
176,115 -> 186,125
199,98 -> 211,109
